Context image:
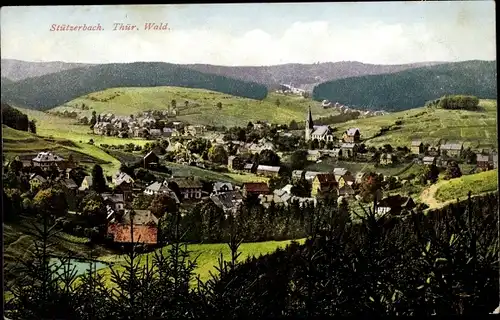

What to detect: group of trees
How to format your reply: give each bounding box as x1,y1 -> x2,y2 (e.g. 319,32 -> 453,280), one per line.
1,103 -> 36,133
426,95 -> 481,111
5,191 -> 498,318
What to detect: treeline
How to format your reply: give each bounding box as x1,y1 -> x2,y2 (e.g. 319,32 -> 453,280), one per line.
312,60 -> 497,111
295,111 -> 361,128
174,196 -> 341,243
4,193 -> 498,318
1,103 -> 36,133
1,62 -> 269,110
425,95 -> 481,110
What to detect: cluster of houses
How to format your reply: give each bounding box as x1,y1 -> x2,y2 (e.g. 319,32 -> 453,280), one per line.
320,100 -> 388,117
91,111 -> 208,140
411,140 -> 498,170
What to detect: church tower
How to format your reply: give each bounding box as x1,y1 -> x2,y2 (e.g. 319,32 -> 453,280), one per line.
305,106 -> 314,141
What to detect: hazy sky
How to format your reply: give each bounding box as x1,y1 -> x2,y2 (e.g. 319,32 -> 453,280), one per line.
0,2 -> 496,66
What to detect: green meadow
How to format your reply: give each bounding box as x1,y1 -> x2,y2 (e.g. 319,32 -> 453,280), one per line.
48,86 -> 336,127
334,99 -> 497,148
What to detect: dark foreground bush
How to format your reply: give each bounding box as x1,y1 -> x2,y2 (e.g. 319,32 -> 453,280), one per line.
4,192 -> 499,319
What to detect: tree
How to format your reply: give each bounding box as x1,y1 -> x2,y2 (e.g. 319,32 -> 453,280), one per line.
208,145 -> 228,165
79,191 -> 106,228
33,187 -> 68,217
290,150 -> 308,170
319,140 -> 326,149
247,122 -> 254,130
91,164 -> 107,193
289,120 -> 299,130
217,102 -> 222,110
444,161 -> 462,180
359,172 -> 384,202
149,193 -> 178,218
326,141 -> 334,150
309,139 -> 319,150
259,149 -> 280,166
171,99 -> 177,109
269,176 -> 290,191
383,144 -> 393,153
9,158 -> 23,175
187,138 -> 211,155
28,120 -> 37,134
290,178 -> 311,197
423,164 -> 440,184
89,111 -> 97,129
462,147 -> 477,164
134,168 -> 156,183
184,100 -> 189,109
132,193 -> 154,210
275,99 -> 281,107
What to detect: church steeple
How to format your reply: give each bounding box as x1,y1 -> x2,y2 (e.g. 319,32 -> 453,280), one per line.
307,106 -> 314,129
305,106 -> 314,142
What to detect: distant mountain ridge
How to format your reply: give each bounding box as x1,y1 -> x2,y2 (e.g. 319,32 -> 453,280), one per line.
312,60 -> 497,112
1,59 -> 446,89
0,62 -> 269,110
182,61 -> 448,90
1,59 -> 95,82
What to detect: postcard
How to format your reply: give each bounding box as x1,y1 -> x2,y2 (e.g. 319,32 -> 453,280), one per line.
2,3 -> 498,318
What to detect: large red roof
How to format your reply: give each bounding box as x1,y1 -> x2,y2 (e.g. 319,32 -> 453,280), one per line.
243,182 -> 270,193
107,223 -> 158,244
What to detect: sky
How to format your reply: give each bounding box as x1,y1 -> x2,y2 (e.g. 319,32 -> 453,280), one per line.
0,2 -> 496,66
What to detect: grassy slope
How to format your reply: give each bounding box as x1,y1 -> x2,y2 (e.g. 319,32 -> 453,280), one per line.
434,170 -> 498,203
166,162 -> 268,184
13,107 -> 151,147
99,239 -> 306,284
48,86 -> 337,127
2,124 -> 121,174
333,99 -> 497,148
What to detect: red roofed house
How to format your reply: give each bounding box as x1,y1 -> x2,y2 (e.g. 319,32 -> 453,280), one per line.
243,182 -> 270,197
311,173 -> 338,198
107,209 -> 159,245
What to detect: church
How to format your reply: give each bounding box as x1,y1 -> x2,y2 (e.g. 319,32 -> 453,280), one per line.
305,107 -> 335,142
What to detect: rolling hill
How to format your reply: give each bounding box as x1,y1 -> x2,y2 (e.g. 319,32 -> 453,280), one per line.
183,61 -> 447,90
48,86 -> 337,127
0,62 -> 269,110
1,59 -> 445,90
331,99 -> 498,149
2,124 -> 120,174
1,59 -> 95,81
313,60 -> 497,111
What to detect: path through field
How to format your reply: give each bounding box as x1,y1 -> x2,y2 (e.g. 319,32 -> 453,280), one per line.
419,179 -> 461,210
419,179 -> 497,210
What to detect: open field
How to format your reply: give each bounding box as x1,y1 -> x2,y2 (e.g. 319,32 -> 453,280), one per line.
333,99 -> 498,148
2,125 -> 121,174
305,158 -> 416,177
98,238 -> 305,285
48,86 -> 338,127
12,106 -> 151,147
166,162 -> 269,185
434,170 -> 498,203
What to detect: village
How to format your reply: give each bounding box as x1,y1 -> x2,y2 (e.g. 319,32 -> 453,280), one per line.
4,104 -> 498,248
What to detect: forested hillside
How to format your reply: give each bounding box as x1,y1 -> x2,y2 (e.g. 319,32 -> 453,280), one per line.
312,60 -> 497,111
1,62 -> 269,110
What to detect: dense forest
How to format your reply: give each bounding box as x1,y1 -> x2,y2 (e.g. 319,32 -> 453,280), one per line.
1,62 -> 269,110
312,60 -> 497,111
4,192 -> 499,318
1,103 -> 35,133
